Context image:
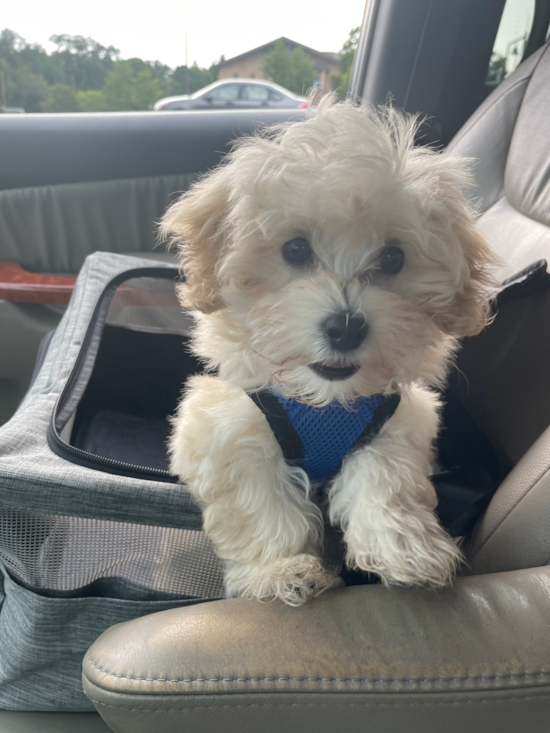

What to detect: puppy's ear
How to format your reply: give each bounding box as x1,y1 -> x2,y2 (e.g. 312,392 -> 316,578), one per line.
406,153 -> 499,338
160,169 -> 230,313
436,216 -> 498,337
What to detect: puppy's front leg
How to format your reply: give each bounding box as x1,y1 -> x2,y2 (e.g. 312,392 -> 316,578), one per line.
170,375 -> 338,605
329,385 -> 462,587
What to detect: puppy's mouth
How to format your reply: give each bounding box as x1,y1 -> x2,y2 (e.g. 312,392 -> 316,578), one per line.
309,360 -> 360,381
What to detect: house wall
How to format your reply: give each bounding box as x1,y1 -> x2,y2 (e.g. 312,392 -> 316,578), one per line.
218,47 -> 339,93
218,51 -> 268,81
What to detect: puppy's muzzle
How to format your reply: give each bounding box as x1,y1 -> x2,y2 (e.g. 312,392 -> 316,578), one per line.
322,312 -> 368,353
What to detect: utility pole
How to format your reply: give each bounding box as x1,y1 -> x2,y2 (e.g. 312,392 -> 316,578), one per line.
286,40 -> 291,91
184,0 -> 190,95
0,70 -> 6,109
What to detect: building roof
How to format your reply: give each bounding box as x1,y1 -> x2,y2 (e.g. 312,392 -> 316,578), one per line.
218,37 -> 339,68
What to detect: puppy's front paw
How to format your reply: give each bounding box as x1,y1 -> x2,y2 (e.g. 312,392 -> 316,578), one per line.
348,521 -> 462,589
226,555 -> 342,606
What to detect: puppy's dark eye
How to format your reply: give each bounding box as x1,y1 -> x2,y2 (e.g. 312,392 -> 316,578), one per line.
379,244 -> 405,275
282,238 -> 313,265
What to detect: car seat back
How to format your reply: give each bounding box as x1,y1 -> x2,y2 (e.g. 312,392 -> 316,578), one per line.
446,42 -> 550,573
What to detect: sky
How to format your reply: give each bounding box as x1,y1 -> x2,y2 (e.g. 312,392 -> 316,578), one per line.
2,0 -> 367,69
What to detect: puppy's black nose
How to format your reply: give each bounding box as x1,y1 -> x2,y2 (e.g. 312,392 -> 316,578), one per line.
322,312 -> 368,352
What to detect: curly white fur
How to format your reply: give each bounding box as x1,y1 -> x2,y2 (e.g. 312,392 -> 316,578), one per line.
163,98 -> 497,604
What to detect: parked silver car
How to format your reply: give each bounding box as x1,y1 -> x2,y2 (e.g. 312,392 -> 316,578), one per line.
154,78 -> 308,110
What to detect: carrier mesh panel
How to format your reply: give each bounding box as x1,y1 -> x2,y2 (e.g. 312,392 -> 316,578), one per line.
0,271 -> 227,600
105,276 -> 193,336
55,274 -> 191,433
0,510 -> 224,597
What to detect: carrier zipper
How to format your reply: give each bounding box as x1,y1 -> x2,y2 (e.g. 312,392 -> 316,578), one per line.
57,266 -> 178,426
47,266 -> 180,484
47,425 -> 177,482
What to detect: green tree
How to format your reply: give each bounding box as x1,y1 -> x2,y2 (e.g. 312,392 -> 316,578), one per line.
0,29 -> 49,110
126,57 -> 171,89
486,52 -> 507,84
288,47 -> 316,96
0,62 -> 49,111
102,61 -> 163,110
103,61 -> 135,110
76,89 -> 108,112
331,26 -> 360,96
0,29 -> 49,78
133,69 -> 163,109
168,60 -> 219,96
263,39 -> 317,95
0,28 -> 26,58
262,39 -> 289,87
48,34 -> 119,91
41,83 -> 78,112
0,27 -> 223,112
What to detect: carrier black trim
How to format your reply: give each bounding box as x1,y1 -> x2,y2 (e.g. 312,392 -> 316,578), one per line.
47,266 -> 181,483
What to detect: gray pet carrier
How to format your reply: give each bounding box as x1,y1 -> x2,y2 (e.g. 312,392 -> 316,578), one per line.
0,249 -> 546,712
0,252 -> 225,711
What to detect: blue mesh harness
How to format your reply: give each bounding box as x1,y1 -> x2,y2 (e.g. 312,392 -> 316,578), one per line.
249,390 -> 401,483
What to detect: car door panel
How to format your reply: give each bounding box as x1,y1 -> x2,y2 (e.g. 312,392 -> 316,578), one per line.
0,173 -> 194,273
0,108 -> 305,424
0,109 -> 306,277
237,84 -> 272,109
192,83 -> 241,109
0,110 -> 306,191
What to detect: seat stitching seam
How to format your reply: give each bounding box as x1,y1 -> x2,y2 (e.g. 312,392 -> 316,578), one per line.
473,464 -> 550,556
502,43 -> 550,213
86,693 -> 550,713
447,78 -> 530,149
450,42 -> 549,150
85,656 -> 549,685
498,186 -> 550,227
0,172 -> 196,197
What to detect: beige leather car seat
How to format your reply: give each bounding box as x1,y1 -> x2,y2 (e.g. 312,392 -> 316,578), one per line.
82,43 -> 550,733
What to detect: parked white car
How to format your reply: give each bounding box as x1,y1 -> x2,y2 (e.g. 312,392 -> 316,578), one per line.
154,78 -> 308,110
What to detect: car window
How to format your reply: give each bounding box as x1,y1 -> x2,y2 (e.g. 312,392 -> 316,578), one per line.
1,2 -> 365,113
241,84 -> 270,102
207,83 -> 240,102
269,90 -> 284,101
486,0 -> 536,84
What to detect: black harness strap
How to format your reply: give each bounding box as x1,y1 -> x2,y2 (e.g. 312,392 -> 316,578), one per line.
249,390 -> 303,464
249,388 -> 491,538
249,390 -> 401,474
351,392 -> 401,453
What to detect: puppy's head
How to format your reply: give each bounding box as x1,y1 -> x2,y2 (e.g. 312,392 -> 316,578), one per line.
161,99 -> 498,404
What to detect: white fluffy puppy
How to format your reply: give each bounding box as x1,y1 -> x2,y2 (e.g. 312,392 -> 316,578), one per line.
162,99 -> 496,605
